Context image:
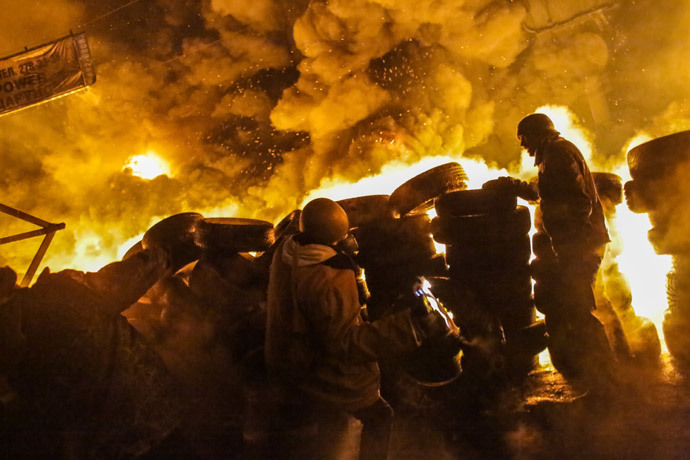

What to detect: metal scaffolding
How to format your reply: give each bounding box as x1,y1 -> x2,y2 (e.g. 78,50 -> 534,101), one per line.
0,203 -> 65,286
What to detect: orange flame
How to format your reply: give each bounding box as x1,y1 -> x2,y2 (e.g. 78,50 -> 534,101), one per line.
124,151 -> 172,180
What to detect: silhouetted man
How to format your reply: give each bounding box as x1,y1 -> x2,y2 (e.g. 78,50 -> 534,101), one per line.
485,113 -> 614,392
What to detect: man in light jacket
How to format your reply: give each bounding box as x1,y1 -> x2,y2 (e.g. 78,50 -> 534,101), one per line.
266,198 -> 445,460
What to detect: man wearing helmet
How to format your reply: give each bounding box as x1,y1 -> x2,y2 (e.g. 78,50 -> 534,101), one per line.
485,113 -> 614,391
265,198 -> 446,460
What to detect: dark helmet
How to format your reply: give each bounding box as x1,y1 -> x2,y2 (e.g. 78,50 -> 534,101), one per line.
300,198 -> 350,245
517,113 -> 557,137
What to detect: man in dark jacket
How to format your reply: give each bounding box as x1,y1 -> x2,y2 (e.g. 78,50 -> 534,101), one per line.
485,113 -> 615,390
265,198 -> 446,460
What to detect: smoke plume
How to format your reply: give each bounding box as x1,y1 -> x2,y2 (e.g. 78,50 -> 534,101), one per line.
2,0 -> 690,276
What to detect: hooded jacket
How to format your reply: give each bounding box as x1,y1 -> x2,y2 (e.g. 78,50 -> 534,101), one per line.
265,234 -> 423,411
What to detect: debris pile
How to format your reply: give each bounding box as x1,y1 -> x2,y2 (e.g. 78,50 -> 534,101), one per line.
623,131 -> 690,364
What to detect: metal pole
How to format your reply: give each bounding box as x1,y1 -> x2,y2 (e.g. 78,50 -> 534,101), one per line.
20,231 -> 56,287
0,223 -> 66,245
0,203 -> 52,227
1,203 -> 65,286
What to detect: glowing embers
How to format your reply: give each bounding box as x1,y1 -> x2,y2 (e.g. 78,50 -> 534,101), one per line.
124,151 -> 171,180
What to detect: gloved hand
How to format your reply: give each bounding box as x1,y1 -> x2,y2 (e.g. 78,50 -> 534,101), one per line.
483,176 -> 539,201
482,176 -> 521,193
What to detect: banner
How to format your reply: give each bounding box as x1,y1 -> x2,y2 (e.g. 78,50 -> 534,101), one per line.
0,32 -> 96,116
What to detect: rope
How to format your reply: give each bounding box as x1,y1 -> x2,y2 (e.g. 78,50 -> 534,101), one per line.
77,0 -> 148,30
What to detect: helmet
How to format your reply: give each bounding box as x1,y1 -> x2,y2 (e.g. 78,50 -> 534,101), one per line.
299,198 -> 350,244
517,113 -> 557,136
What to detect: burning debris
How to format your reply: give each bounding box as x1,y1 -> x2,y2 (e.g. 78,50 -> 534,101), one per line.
622,130 -> 690,365
0,156 -> 683,458
3,0 -> 690,458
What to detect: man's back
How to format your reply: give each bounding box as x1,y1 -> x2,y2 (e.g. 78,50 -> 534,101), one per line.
537,135 -> 609,251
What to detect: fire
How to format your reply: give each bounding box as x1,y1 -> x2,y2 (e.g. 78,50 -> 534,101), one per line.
123,151 -> 171,180
297,105 -> 671,361
535,105 -> 595,164
302,155 -> 508,204
534,105 -> 670,346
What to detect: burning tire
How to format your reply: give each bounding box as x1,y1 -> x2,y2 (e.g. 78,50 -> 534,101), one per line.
592,172 -> 623,205
122,240 -> 144,260
273,210 -> 301,242
431,206 -> 531,245
196,218 -> 275,253
532,231 -> 555,260
256,210 -> 301,277
448,264 -> 532,310
648,225 -> 690,255
530,257 -> 561,283
626,316 -> 662,363
142,212 -> 205,270
664,257 -> 690,365
627,130 -> 690,181
354,214 -> 436,267
434,189 -> 517,218
445,234 -> 531,271
337,195 -> 394,228
389,162 -> 468,216
624,180 -> 658,214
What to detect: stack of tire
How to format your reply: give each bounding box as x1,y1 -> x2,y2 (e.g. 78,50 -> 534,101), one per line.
342,163 -> 468,321
189,217 -> 276,356
123,213 -> 277,457
529,222 -> 578,374
431,188 -> 543,376
338,163 -> 512,412
624,130 -> 690,365
592,172 -> 661,363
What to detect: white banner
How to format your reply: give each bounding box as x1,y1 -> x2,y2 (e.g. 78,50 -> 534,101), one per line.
0,32 -> 96,116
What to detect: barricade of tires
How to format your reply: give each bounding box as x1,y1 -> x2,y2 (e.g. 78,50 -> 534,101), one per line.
123,213 -> 278,455
592,172 -> 661,364
335,163 -> 468,321
338,163 -> 510,414
623,131 -> 690,365
432,189 -> 545,376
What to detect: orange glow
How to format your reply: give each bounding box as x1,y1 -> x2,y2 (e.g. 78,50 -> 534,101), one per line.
612,161 -> 672,348
535,105 -> 595,164
302,155 -> 508,205
124,151 -> 171,179
532,106 -> 669,344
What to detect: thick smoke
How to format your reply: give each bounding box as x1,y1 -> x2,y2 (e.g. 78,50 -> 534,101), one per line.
2,0 -> 690,276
